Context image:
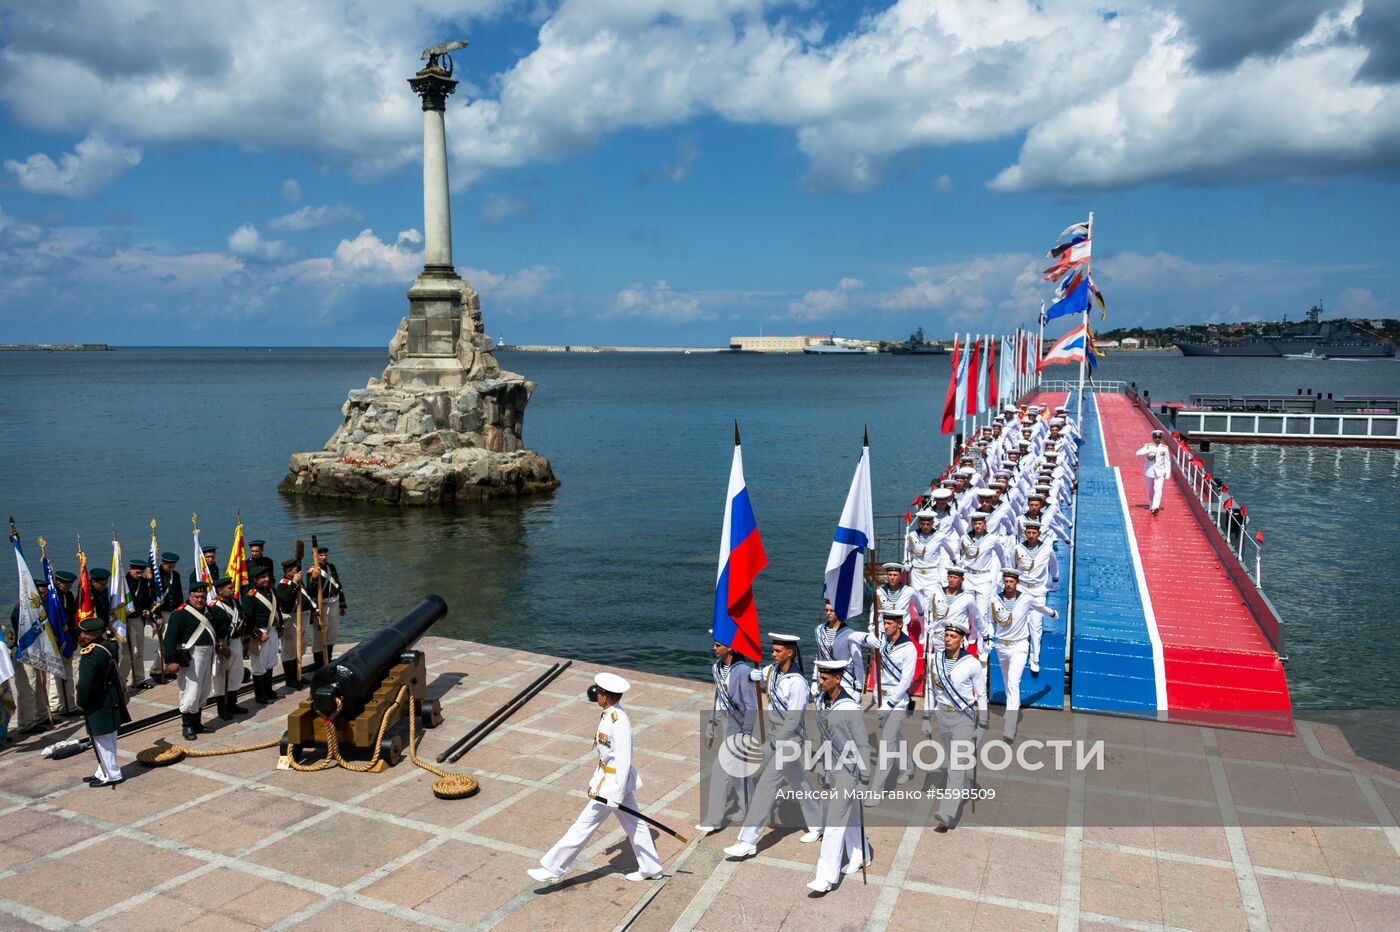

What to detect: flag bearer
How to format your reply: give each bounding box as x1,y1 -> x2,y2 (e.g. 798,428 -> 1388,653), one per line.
247,541 -> 275,585
163,580 -> 216,741
984,568 -> 1058,742
724,634 -> 823,859
1136,429 -> 1171,515
189,545 -> 218,590
921,616 -> 987,831
150,551 -> 184,684
208,577 -> 248,720
242,566 -> 281,703
861,609 -> 918,796
697,637 -> 757,833
808,659 -> 871,894
47,570 -> 80,716
10,578 -> 48,733
528,672 -> 664,885
123,559 -> 154,690
76,616 -> 129,787
812,599 -> 865,700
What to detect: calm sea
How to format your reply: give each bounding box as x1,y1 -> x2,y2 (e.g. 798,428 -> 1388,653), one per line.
1,348 -> 1396,708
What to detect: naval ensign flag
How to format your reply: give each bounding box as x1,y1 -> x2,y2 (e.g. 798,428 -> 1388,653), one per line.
823,434 -> 874,622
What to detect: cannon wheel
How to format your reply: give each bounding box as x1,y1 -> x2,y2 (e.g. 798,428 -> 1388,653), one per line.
421,700 -> 443,729
380,734 -> 404,767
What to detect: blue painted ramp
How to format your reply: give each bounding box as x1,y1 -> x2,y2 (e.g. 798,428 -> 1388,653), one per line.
1068,395 -> 1161,714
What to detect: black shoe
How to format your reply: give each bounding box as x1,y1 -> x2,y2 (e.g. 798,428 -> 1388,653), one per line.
181,713 -> 198,741
90,777 -> 124,789
242,668 -> 252,684
227,692 -> 249,716
216,695 -> 232,721
193,713 -> 209,734
282,663 -> 302,691
259,672 -> 276,702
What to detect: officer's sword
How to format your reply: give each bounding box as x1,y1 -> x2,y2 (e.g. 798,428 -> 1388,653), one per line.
589,793 -> 689,844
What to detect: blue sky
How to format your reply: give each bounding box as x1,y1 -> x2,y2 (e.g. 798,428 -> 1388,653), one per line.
1,0 -> 1397,347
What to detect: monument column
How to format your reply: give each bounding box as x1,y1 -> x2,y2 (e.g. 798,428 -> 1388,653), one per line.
410,67 -> 456,277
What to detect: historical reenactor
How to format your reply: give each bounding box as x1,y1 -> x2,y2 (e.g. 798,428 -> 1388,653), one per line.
163,579 -> 217,741
242,566 -> 281,703
697,637 -> 757,834
76,615 -> 130,787
1013,522 -> 1059,608
1136,429 -> 1171,515
208,576 -> 248,720
88,568 -> 112,625
921,616 -> 987,831
48,570 -> 79,716
9,576 -> 49,733
812,598 -> 865,700
310,545 -> 346,670
808,659 -> 871,894
724,634 -> 823,859
985,568 -> 1059,741
124,558 -> 156,689
247,540 -> 274,585
861,610 -> 918,794
528,672 -> 664,884
150,551 -> 184,684
189,544 -> 218,590
275,559 -> 320,690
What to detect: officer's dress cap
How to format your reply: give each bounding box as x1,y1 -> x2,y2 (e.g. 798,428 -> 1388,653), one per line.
943,617 -> 971,635
593,672 -> 630,694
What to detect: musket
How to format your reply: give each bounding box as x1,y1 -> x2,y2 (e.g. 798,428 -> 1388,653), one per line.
149,519 -> 168,683
589,792 -> 689,844
311,534 -> 328,667
293,538 -> 305,682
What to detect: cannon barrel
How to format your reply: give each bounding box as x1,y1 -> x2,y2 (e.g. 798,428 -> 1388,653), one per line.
310,595 -> 447,718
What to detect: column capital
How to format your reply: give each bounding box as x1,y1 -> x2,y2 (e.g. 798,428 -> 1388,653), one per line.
409,67 -> 458,112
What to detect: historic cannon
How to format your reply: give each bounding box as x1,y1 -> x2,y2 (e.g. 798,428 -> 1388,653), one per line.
283,595 -> 447,767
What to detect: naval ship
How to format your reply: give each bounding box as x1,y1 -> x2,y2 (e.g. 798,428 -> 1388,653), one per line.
1175,305 -> 1395,358
886,326 -> 948,355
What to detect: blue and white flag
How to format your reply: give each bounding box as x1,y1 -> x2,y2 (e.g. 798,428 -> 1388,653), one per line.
823,440 -> 874,622
41,556 -> 76,660
12,536 -> 65,678
1043,277 -> 1090,324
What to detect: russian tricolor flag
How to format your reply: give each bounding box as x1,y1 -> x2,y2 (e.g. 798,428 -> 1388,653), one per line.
713,425 -> 766,662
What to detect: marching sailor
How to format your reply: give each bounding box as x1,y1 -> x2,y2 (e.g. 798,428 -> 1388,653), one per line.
207,576 -> 248,721
725,634 -> 823,858
1013,522 -> 1059,609
861,609 -> 918,795
812,598 -> 865,700
1136,429 -> 1171,516
958,512 -> 1009,621
242,566 -> 281,704
529,672 -> 665,884
904,510 -> 944,595
808,660 -> 872,894
1019,493 -> 1070,544
922,566 -> 982,658
984,568 -> 1058,741
875,562 -> 921,639
76,615 -> 130,787
921,616 -> 987,831
162,580 -> 217,741
697,637 -> 757,833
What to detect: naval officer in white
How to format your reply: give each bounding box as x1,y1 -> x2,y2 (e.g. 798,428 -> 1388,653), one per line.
530,672 -> 664,884
1136,429 -> 1171,515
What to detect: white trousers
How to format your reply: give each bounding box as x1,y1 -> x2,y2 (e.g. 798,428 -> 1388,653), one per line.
92,731 -> 122,783
702,731 -> 754,826
178,645 -> 215,713
909,566 -> 945,598
12,661 -> 44,730
995,638 -> 1030,738
936,707 -> 976,825
313,610 -> 339,654
1146,475 -> 1165,510
282,616 -> 315,663
868,706 -> 912,792
123,622 -> 146,686
212,639 -> 245,694
250,631 -> 279,675
814,770 -> 870,885
539,793 -> 663,876
737,750 -> 823,844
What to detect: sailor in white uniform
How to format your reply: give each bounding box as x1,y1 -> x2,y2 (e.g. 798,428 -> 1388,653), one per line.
813,599 -> 865,700
985,568 -> 1059,741
725,634 -> 823,858
1136,429 -> 1171,515
957,512 -> 1010,622
861,610 -> 918,796
875,563 -> 921,636
904,510 -> 945,596
530,672 -> 665,884
921,616 -> 988,830
1012,522 -> 1059,612
1020,494 -> 1071,544
808,660 -> 872,894
922,566 -> 982,661
698,638 -> 757,833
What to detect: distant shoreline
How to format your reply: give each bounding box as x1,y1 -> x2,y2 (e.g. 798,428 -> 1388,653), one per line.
0,343 -> 110,352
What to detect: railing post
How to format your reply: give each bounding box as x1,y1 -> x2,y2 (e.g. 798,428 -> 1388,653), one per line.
1255,541 -> 1262,586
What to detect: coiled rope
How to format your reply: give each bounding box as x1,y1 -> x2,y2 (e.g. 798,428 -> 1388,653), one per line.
136,686 -> 478,799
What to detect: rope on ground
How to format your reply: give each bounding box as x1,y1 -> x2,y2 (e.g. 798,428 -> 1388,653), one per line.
135,685 -> 478,799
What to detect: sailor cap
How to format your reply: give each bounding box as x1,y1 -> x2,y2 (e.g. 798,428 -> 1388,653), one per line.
945,565 -> 967,576
1034,484 -> 1052,492
882,562 -> 903,571
974,488 -> 996,498
915,508 -> 937,519
1000,567 -> 1022,579
968,512 -> 989,522
1056,406 -> 1068,412
1028,493 -> 1047,502
931,489 -> 953,500
940,479 -> 958,487
989,481 -> 1008,490
956,467 -> 975,477
879,610 -> 905,620
593,672 -> 630,694
1023,520 -> 1042,529
815,660 -> 850,674
767,633 -> 800,644
942,617 -> 970,635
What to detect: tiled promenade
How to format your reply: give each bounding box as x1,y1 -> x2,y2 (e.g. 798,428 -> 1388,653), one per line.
2,637 -> 1398,930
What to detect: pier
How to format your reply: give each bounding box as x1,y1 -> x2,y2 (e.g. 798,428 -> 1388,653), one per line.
1160,391 -> 1400,447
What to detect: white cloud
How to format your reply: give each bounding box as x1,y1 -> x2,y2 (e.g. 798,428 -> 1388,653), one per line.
331,227 -> 423,283
606,280 -> 710,321
463,264 -> 559,301
267,203 -> 364,232
663,134 -> 701,182
227,223 -> 293,263
787,276 -> 864,320
281,178 -> 302,203
3,133 -> 142,198
479,194 -> 534,227
932,174 -> 954,194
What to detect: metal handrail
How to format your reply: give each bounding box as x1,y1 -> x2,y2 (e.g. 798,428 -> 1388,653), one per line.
1170,445 -> 1263,585
1040,379 -> 1127,393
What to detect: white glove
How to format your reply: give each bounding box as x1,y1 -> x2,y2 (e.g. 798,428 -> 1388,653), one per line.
704,718 -> 717,740
810,681 -> 820,699
921,717 -> 934,739
748,667 -> 764,683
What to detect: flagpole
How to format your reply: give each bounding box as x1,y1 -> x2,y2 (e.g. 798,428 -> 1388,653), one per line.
1077,211 -> 1093,419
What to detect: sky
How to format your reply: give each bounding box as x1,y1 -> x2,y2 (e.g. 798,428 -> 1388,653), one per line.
1,0 -> 1398,347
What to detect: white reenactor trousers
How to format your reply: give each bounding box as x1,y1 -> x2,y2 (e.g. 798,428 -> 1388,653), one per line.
814,770 -> 871,885
123,621 -> 146,686
92,731 -> 122,783
539,793 -> 663,877
12,661 -> 44,730
936,707 -> 977,826
1146,475 -> 1165,510
177,645 -> 215,714
736,750 -> 823,844
313,610 -> 338,656
212,639 -> 245,694
250,631 -> 278,675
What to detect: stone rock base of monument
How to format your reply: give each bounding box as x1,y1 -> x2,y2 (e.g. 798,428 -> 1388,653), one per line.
279,372 -> 558,506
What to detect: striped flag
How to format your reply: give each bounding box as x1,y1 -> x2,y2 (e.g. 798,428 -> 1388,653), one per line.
823,437 -> 874,622
11,532 -> 64,678
110,537 -> 128,640
1039,324 -> 1089,370
41,556 -> 76,660
940,334 -> 963,435
713,426 -> 766,662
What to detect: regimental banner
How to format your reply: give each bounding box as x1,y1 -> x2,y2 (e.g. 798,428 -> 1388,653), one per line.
11,536 -> 65,679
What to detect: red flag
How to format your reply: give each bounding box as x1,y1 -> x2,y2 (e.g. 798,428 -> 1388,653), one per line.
940,335 -> 962,434
965,337 -> 981,416
904,510 -> 912,524
76,547 -> 95,622
1240,504 -> 1247,518
1222,495 -> 1234,510
986,334 -> 998,409
1255,531 -> 1263,544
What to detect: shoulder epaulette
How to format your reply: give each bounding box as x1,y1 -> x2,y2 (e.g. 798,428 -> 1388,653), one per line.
80,643 -> 96,655
610,710 -> 618,722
